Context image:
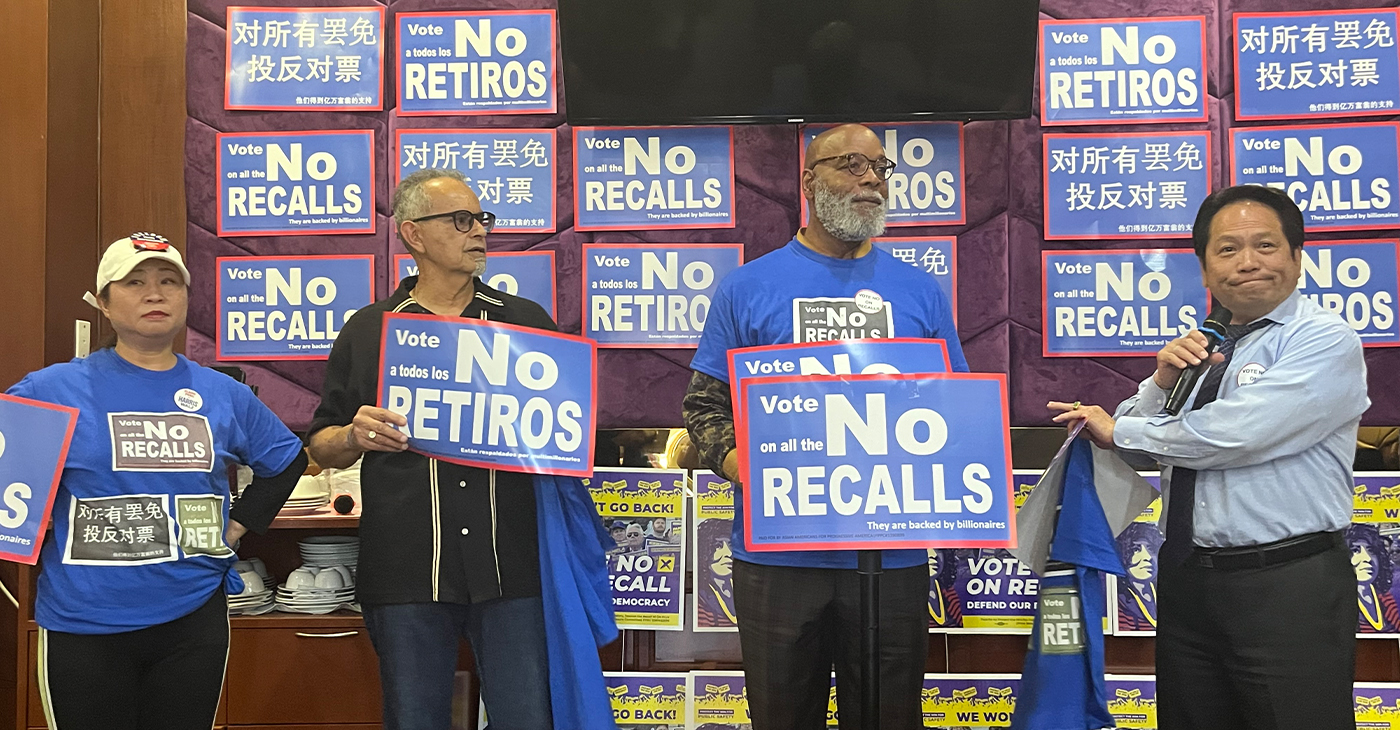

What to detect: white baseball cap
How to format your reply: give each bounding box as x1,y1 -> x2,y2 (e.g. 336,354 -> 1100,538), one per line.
83,232 -> 191,308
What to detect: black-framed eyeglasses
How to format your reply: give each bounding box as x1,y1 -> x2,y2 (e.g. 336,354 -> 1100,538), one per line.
807,153 -> 897,181
409,209 -> 497,233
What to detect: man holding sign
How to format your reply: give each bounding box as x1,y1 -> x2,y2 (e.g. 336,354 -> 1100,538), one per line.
307,169 -> 564,730
684,125 -> 968,730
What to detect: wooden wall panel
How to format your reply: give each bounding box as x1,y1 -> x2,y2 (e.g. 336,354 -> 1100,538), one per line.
0,3 -> 50,390
44,0 -> 100,367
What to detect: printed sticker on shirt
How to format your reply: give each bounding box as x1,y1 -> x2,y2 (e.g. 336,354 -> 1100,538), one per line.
175,495 -> 232,558
790,297 -> 894,343
64,494 -> 178,566
1037,585 -> 1085,655
108,413 -> 215,473
1236,363 -> 1267,386
174,388 -> 203,412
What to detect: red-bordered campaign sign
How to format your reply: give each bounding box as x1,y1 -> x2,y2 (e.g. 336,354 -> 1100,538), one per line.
572,126 -> 736,231
1038,16 -> 1209,126
394,9 -> 557,116
216,129 -> 376,237
1298,239 -> 1400,347
0,393 -> 79,564
375,313 -> 596,477
726,339 -> 953,439
1042,131 -> 1212,240
394,251 -> 558,321
1041,249 -> 1211,358
872,237 -> 958,322
393,128 -> 556,233
1234,8 -> 1400,122
216,254 -> 375,362
1229,122 -> 1400,233
225,6 -> 385,111
736,372 -> 1014,552
799,122 -> 966,227
582,243 -> 743,348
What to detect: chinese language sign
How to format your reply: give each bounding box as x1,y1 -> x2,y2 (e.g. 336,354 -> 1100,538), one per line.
873,238 -> 957,320
1235,9 -> 1400,120
396,129 -> 555,233
1043,132 -> 1210,239
226,6 -> 383,110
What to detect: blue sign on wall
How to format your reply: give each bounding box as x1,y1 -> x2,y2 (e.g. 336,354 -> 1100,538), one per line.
1234,9 -> 1400,121
1039,16 -> 1208,125
226,6 -> 384,111
1042,249 -> 1210,357
395,10 -> 556,116
216,255 -> 375,361
395,129 -> 555,233
1231,122 -> 1400,232
0,394 -> 78,565
736,373 -> 1014,552
873,237 -> 958,320
573,126 -> 735,231
376,314 -> 596,476
800,123 -> 965,226
217,130 -> 376,237
583,244 -> 743,348
1297,240 -> 1400,347
395,251 -> 558,321
1043,131 -> 1210,240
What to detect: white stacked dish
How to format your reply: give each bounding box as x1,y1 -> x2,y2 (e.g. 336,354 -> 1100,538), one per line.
298,535 -> 359,568
280,474 -> 330,516
229,558 -> 275,615
275,564 -> 357,614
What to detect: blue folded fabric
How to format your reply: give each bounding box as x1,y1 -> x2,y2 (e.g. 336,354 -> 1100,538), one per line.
534,473 -> 619,730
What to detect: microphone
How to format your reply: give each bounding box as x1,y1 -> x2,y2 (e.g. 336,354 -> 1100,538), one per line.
1163,306 -> 1232,416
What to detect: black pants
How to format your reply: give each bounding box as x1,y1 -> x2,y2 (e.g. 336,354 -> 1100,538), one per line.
1157,538 -> 1355,730
733,559 -> 928,730
39,590 -> 230,730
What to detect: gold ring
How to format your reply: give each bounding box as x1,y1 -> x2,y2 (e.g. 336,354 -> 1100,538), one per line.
1072,401 -> 1081,410
366,430 -> 377,440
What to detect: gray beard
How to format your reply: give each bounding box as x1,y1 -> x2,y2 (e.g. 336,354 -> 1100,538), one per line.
813,180 -> 887,242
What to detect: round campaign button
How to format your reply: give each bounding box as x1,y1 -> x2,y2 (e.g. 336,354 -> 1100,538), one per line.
1236,363 -> 1266,387
174,388 -> 204,412
854,289 -> 884,314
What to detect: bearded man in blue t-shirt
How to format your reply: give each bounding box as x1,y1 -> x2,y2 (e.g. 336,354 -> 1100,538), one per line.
684,124 -> 968,730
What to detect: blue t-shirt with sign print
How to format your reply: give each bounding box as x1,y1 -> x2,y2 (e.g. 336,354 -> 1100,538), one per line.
6,348 -> 302,634
689,236 -> 969,570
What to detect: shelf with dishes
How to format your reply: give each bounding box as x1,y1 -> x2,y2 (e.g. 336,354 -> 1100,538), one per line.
232,536 -> 361,616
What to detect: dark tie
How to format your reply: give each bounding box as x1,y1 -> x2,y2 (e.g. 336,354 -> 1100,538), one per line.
1159,319 -> 1276,566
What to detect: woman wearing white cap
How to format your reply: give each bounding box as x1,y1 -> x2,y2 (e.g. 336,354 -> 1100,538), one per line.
7,233 -> 308,730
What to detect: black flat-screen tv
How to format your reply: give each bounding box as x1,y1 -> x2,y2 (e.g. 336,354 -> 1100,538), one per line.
557,0 -> 1041,126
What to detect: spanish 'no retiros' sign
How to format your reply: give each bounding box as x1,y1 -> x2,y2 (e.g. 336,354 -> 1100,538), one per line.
377,314 -> 596,477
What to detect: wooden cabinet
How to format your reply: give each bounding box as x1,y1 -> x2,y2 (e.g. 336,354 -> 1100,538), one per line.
225,618 -> 381,726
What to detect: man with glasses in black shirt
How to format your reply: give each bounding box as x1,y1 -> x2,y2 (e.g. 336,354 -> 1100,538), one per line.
307,169 -> 557,730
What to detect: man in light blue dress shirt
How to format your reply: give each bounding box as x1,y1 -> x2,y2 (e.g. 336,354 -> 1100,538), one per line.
1052,185 -> 1369,730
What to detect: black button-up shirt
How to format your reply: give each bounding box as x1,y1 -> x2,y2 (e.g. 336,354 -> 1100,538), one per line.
309,275 -> 556,605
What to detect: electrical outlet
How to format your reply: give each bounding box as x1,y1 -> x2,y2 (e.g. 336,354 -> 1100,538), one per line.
74,320 -> 91,358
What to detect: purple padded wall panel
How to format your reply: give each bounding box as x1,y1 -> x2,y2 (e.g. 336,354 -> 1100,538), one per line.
186,0 -> 1400,431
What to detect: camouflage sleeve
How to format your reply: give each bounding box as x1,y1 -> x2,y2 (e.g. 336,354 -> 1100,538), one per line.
682,370 -> 735,478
